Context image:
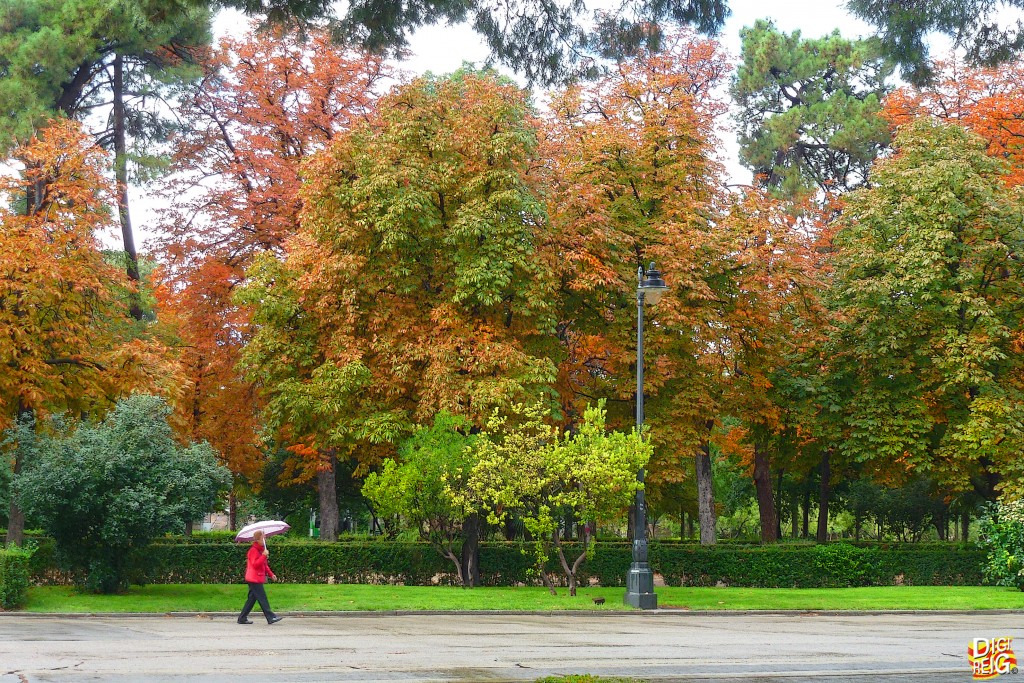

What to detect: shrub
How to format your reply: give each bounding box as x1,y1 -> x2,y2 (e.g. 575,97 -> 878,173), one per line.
979,500 -> 1024,590
22,538 -> 986,588
15,396 -> 231,593
650,542 -> 984,587
0,546 -> 31,609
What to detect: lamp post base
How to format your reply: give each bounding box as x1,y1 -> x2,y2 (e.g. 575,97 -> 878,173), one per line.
624,563 -> 657,609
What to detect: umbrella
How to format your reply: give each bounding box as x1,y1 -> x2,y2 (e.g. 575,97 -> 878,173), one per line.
235,520 -> 290,546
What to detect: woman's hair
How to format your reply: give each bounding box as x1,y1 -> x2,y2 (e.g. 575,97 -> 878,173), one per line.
253,529 -> 265,541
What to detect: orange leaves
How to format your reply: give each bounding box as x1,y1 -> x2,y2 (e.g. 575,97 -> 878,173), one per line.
0,120 -> 173,426
153,27 -> 397,480
883,57 -> 1024,187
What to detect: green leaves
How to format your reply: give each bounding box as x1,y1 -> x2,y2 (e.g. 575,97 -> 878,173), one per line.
732,20 -> 894,200
461,401 -> 651,577
831,118 -> 1024,486
13,395 -> 230,593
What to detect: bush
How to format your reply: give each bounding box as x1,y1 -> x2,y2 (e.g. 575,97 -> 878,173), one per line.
0,546 -> 31,609
979,500 -> 1024,590
15,396 -> 231,593
649,542 -> 984,587
21,538 -> 986,588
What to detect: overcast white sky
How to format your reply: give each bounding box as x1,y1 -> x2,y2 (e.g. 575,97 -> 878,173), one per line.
127,1 -> 882,251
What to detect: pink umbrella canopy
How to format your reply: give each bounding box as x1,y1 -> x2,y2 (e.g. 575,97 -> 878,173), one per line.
235,520 -> 290,542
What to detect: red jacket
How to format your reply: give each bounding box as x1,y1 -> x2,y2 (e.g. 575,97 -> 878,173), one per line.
244,542 -> 276,583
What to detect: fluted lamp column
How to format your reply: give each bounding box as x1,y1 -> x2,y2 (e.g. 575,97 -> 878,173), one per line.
625,262 -> 668,610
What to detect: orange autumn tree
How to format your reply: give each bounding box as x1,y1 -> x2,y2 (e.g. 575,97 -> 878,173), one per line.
154,26 -> 393,520
238,68 -> 559,541
884,57 -> 1024,187
709,190 -> 825,542
1,120 -> 181,544
541,30 -> 731,543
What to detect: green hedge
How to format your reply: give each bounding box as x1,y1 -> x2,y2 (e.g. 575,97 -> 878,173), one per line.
0,547 -> 31,609
649,542 -> 984,587
21,539 -> 985,588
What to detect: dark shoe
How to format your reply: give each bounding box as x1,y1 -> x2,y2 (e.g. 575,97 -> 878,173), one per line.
268,615 -> 283,624
237,619 -> 253,624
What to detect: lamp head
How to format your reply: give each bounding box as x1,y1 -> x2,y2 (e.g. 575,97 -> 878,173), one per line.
638,262 -> 668,305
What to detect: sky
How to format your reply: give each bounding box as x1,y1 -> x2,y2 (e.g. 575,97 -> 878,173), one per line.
127,0 -> 883,251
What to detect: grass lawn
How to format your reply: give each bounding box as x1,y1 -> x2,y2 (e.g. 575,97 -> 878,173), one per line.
16,584 -> 1024,613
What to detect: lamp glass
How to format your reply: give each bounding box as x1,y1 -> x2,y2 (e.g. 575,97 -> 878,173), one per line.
640,285 -> 667,305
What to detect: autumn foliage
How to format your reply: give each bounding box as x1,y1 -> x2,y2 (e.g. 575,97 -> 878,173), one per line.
0,120 -> 178,426
155,27 -> 394,481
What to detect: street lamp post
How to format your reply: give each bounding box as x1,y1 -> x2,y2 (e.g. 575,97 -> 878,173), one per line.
625,262 -> 667,610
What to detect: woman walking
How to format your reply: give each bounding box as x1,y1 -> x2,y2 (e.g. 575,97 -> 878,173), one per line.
237,529 -> 283,624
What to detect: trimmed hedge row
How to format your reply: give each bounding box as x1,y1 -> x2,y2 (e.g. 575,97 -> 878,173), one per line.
18,539 -> 986,588
0,547 -> 31,609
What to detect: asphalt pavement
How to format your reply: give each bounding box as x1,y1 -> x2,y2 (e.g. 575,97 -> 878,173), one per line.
1,610 -> 1019,682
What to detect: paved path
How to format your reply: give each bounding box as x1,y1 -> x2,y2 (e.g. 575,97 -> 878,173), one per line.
1,611 -> 1018,682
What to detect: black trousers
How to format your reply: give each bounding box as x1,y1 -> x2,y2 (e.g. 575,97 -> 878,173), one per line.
239,582 -> 276,622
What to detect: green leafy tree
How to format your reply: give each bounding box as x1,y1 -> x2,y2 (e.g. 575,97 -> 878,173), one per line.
362,412 -> 481,586
239,69 -> 559,540
830,118 -> 1024,498
462,402 -> 651,595
14,395 -> 230,593
732,20 -> 894,201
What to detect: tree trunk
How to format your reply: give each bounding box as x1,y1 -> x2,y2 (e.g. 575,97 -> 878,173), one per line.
962,512 -> 970,542
802,483 -> 810,538
774,469 -> 783,541
113,54 -> 143,321
934,507 -> 947,541
753,442 -> 777,543
442,548 -> 465,587
317,453 -> 339,541
6,448 -> 25,546
686,513 -> 694,540
695,431 -> 717,545
6,402 -> 31,547
461,512 -> 482,588
790,489 -> 799,538
539,566 -> 557,595
184,520 -> 194,537
816,450 -> 831,543
503,516 -> 517,541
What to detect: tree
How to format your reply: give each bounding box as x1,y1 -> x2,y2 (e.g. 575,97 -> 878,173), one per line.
732,20 -> 894,202
0,0 -> 212,308
542,30 -> 731,544
884,57 -> 1024,188
239,68 -> 558,539
214,0 -> 730,85
0,120 -> 184,545
979,498 -> 1024,590
460,401 -> 651,595
218,0 -> 1024,90
14,395 -> 230,593
848,0 -> 1024,86
362,412 -> 481,586
709,190 -> 824,543
830,118 -> 1024,499
155,28 -> 394,525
